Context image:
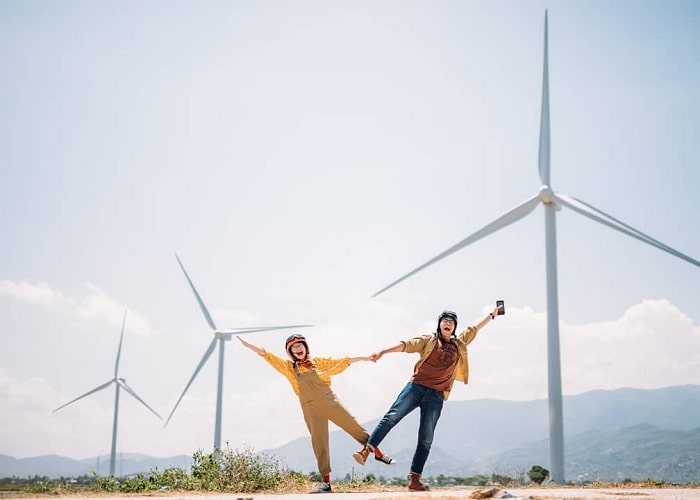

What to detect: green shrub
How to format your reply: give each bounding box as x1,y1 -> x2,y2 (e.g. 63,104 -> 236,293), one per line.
94,475 -> 119,492
119,473 -> 156,493
149,466 -> 199,490
185,445 -> 306,493
527,465 -> 550,484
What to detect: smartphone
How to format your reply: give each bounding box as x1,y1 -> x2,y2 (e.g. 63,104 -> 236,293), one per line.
496,300 -> 505,315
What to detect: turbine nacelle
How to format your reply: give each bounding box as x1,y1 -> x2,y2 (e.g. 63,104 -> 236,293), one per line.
214,330 -> 233,340
538,185 -> 560,209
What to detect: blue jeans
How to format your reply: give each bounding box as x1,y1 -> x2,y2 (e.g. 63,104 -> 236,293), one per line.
367,382 -> 444,475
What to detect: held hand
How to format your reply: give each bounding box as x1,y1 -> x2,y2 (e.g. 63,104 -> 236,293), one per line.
489,302 -> 504,320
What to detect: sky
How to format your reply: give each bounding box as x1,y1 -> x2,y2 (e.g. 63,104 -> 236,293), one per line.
1,0 -> 698,463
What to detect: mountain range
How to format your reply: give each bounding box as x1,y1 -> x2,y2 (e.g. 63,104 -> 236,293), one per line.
2,385 -> 699,482
267,384 -> 700,483
0,453 -> 192,480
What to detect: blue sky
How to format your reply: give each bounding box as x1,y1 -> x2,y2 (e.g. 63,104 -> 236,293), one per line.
1,0 -> 698,462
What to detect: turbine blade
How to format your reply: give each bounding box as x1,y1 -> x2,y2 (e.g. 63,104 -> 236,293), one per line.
538,10 -> 551,186
174,253 -> 218,331
118,379 -> 163,420
221,324 -> 314,335
164,337 -> 218,426
373,194 -> 542,297
557,194 -> 676,253
115,309 -> 127,378
555,193 -> 699,267
53,380 -> 114,413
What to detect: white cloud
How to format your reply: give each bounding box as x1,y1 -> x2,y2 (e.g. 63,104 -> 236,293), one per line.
561,299 -> 700,393
0,280 -> 154,336
0,299 -> 698,459
0,280 -> 64,307
468,299 -> 700,402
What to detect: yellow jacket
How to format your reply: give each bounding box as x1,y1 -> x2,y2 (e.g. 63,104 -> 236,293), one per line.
261,350 -> 350,397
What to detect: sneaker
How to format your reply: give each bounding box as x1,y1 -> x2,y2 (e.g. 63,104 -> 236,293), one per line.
352,445 -> 370,466
311,482 -> 332,494
374,447 -> 395,465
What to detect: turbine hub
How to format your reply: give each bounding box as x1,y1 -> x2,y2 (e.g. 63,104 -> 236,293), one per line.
539,185 -> 554,204
214,330 -> 232,340
538,185 -> 562,210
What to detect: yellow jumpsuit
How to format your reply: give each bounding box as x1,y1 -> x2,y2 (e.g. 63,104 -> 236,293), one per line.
261,350 -> 369,476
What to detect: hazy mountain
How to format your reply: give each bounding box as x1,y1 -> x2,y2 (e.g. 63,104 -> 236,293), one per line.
265,384 -> 700,481
486,424 -> 700,483
0,454 -> 88,479
3,385 -> 699,481
0,453 -> 192,479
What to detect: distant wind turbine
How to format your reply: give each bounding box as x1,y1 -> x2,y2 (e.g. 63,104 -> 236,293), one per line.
53,310 -> 162,477
165,253 -> 313,452
372,11 -> 699,484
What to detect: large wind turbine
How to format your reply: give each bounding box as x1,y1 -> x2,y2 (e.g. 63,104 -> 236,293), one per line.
54,310 -> 162,477
372,12 -> 699,484
165,253 -> 313,452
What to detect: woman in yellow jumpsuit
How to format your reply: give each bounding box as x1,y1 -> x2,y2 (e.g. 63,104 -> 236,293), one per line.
238,333 -> 394,493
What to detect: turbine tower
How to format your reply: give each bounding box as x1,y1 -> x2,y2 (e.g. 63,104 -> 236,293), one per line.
165,253 -> 313,452
372,11 -> 699,484
54,310 -> 162,477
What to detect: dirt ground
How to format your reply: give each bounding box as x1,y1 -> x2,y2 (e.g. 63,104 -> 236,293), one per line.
214,487 -> 698,500
12,486 -> 696,500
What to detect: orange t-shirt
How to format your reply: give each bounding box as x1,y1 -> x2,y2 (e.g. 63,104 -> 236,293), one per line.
410,339 -> 459,392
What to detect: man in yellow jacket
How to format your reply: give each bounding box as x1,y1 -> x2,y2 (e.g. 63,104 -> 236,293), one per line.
353,303 -> 503,491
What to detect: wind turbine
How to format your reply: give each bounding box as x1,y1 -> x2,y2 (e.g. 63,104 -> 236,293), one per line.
372,12 -> 699,484
165,253 -> 313,452
54,310 -> 162,477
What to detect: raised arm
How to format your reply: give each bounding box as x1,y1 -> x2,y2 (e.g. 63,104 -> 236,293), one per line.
474,304 -> 503,331
237,336 -> 264,355
371,343 -> 404,362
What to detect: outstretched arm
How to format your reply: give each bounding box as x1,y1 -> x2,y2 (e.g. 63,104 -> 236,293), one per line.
371,343 -> 404,362
237,336 -> 264,355
475,304 -> 503,331
348,355 -> 373,364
